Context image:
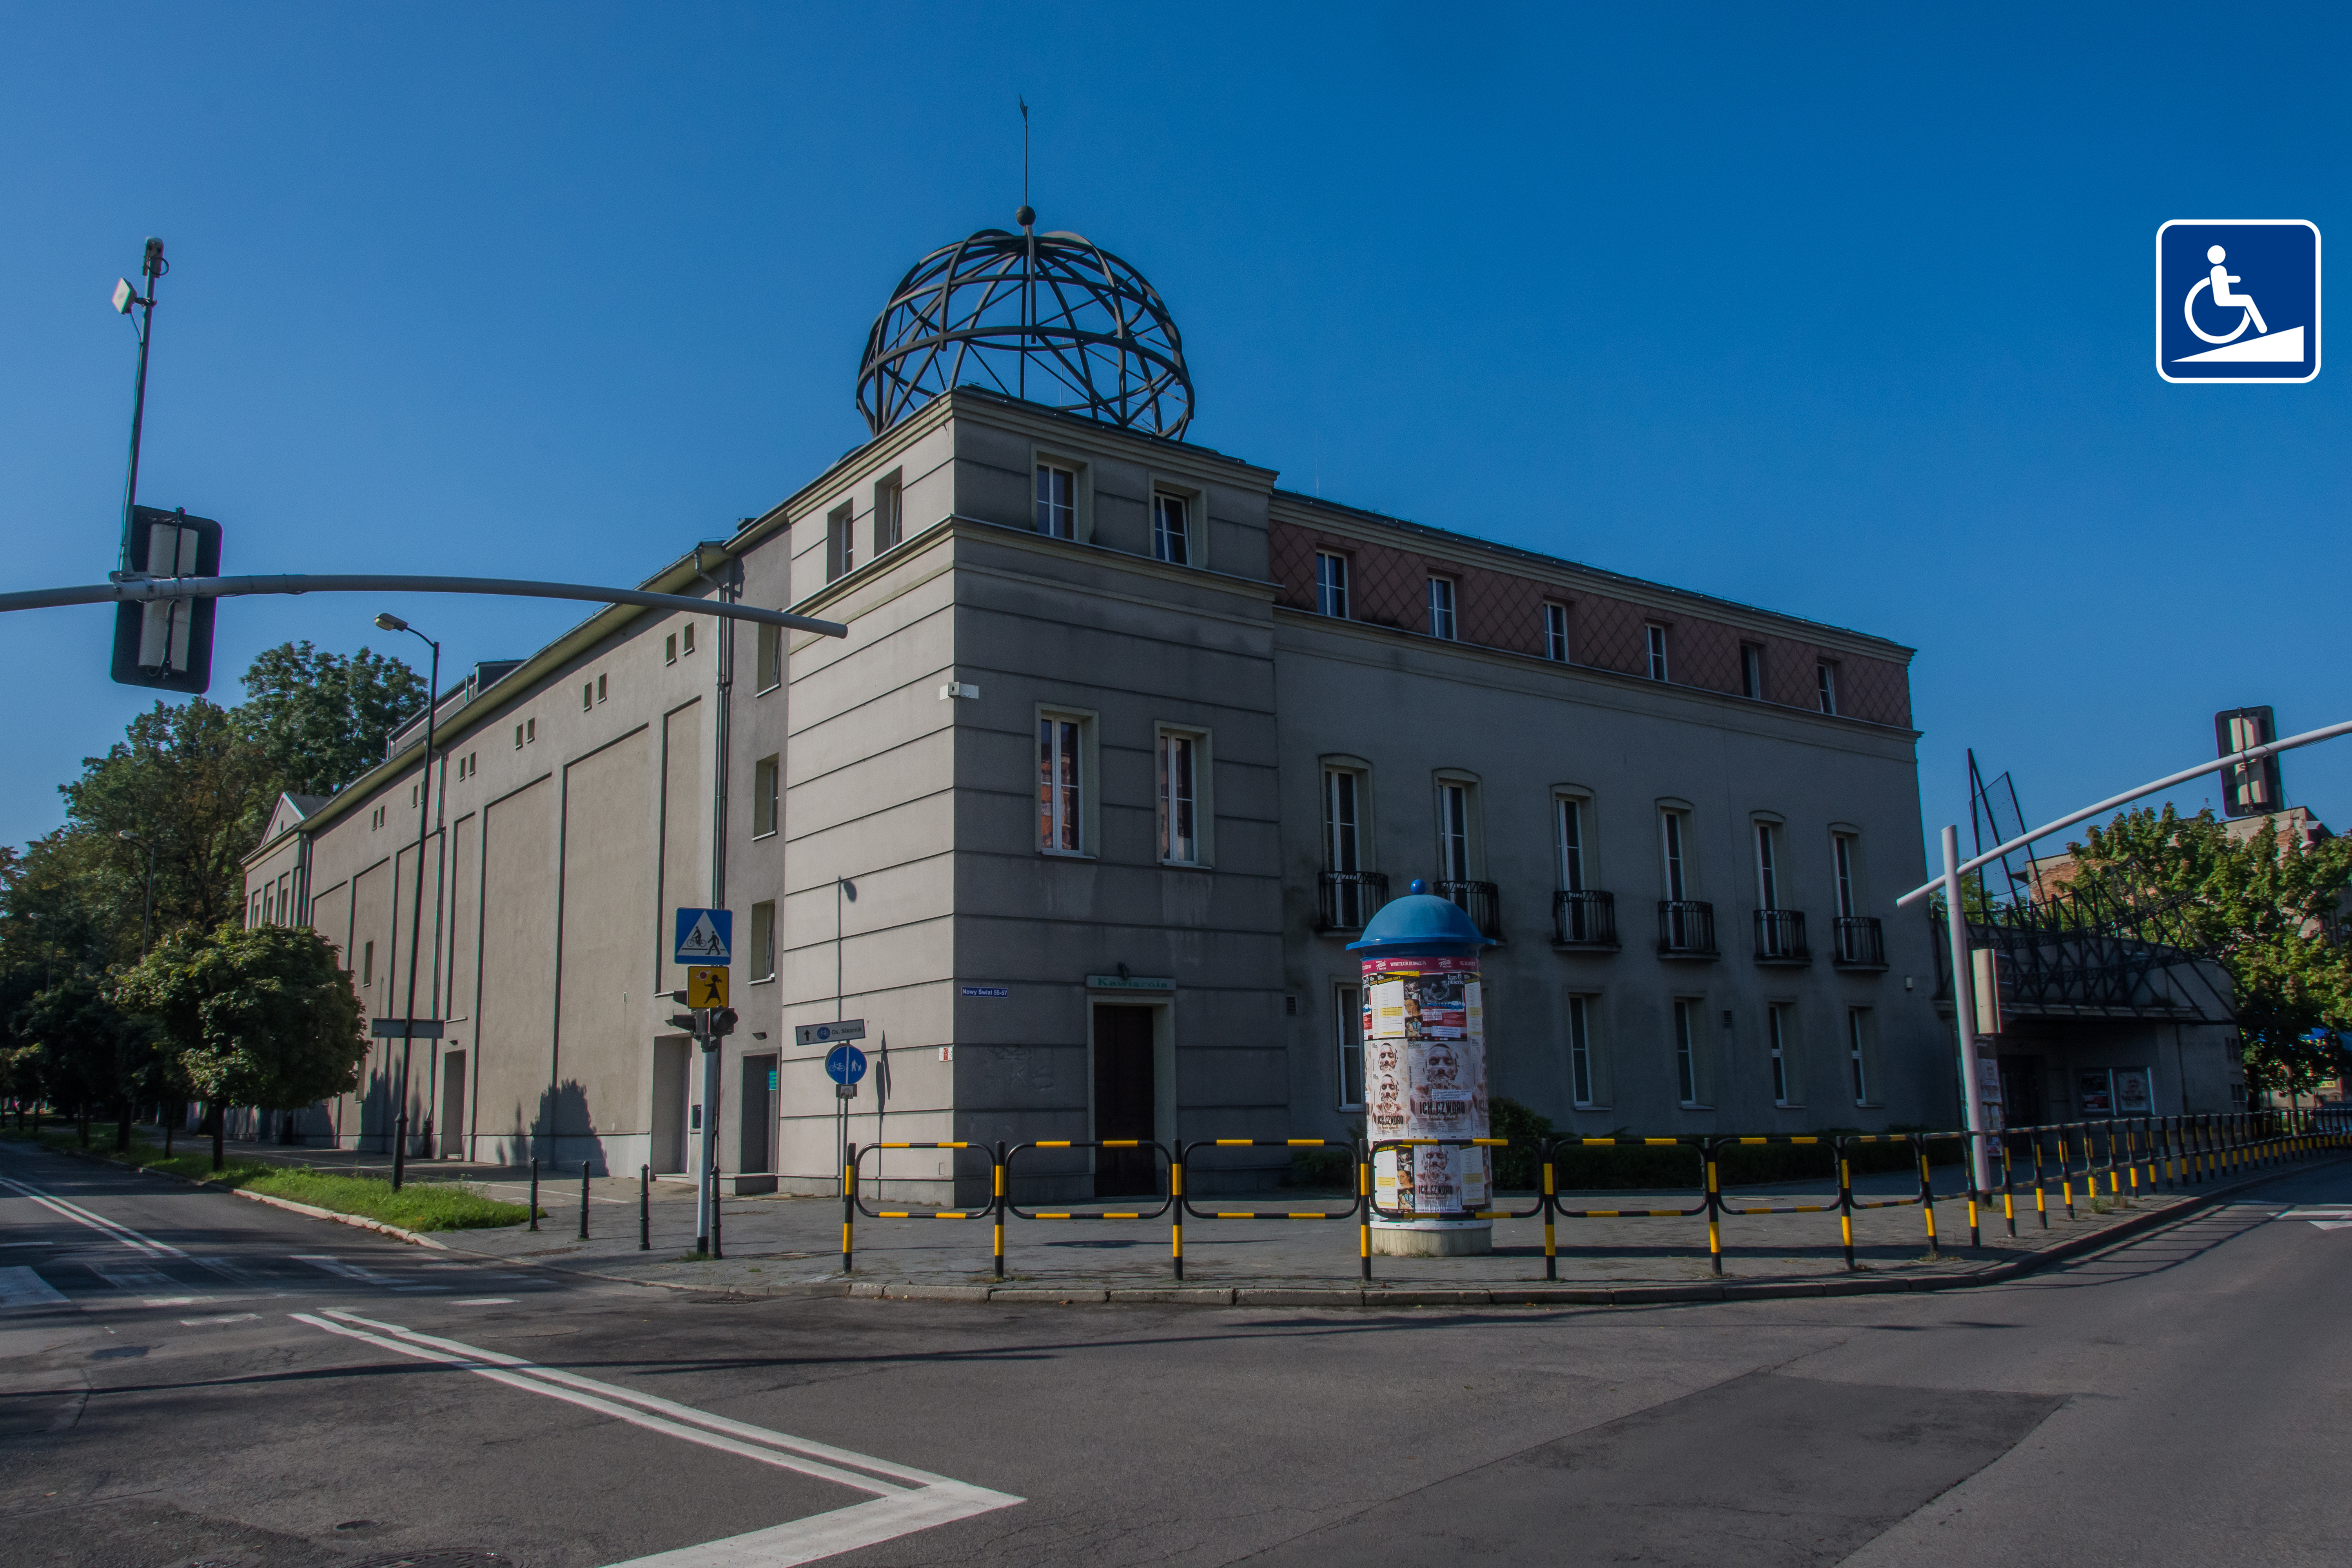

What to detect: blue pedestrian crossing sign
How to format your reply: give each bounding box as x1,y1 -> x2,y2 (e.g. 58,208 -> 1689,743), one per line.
2158,220 -> 2320,383
673,907 -> 732,965
825,1044 -> 869,1085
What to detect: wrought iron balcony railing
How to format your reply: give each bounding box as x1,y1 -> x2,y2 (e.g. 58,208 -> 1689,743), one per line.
1657,899 -> 1717,956
1753,907 -> 1811,963
1831,915 -> 1887,969
1552,889 -> 1618,948
1316,870 -> 1389,932
1434,878 -> 1503,941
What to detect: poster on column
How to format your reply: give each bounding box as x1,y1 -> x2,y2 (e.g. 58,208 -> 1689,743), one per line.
1362,955 -> 1488,1219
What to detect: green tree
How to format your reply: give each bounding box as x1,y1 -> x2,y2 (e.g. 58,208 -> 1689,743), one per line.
16,976 -> 136,1148
239,641 -> 425,803
116,924 -> 367,1170
2067,806 -> 2352,1099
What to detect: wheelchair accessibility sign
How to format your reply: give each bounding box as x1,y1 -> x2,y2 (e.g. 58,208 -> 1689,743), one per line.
2157,220 -> 2319,383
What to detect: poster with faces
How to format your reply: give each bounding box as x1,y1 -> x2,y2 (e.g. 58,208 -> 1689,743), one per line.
1360,955 -> 1488,1217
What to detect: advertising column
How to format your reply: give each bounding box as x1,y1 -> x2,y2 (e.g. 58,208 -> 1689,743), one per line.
1348,880 -> 1497,1257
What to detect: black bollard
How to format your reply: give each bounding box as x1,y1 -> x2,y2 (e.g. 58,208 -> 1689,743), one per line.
529,1157 -> 540,1232
639,1164 -> 651,1251
579,1160 -> 591,1240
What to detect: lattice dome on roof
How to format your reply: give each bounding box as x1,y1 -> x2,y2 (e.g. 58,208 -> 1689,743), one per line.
856,212 -> 1192,439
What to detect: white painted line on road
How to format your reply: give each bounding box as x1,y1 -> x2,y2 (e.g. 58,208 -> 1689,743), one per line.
180,1313 -> 260,1326
0,1177 -> 188,1257
145,1296 -> 219,1307
451,1297 -> 518,1305
2275,1208 -> 2352,1219
290,1254 -> 400,1285
292,1310 -> 1021,1565
0,1265 -> 69,1308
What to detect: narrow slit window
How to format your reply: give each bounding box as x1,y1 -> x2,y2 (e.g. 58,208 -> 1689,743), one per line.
1568,995 -> 1595,1107
1316,551 -> 1349,618
1427,577 -> 1457,640
1646,624 -> 1670,682
1817,661 -> 1838,715
1849,1008 -> 1870,1104
1337,985 -> 1365,1109
1152,494 -> 1190,564
1768,1004 -> 1791,1105
1544,603 -> 1570,662
1741,644 -> 1763,699
1158,732 -> 1199,864
1675,999 -> 1699,1106
1039,718 -> 1083,853
1556,797 -> 1586,892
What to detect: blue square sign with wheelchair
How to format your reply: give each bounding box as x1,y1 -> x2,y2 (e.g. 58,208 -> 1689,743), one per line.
2157,220 -> 2320,383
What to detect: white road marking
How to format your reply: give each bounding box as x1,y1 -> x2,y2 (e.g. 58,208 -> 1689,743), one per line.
291,1309 -> 1020,1565
0,1178 -> 187,1256
291,1255 -> 400,1284
90,1262 -> 180,1293
452,1297 -> 518,1305
144,1296 -> 218,1307
181,1312 -> 261,1326
0,1265 -> 70,1308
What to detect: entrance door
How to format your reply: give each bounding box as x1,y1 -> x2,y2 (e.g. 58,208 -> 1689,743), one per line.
1093,1005 -> 1158,1196
439,1051 -> 466,1159
1999,1054 -> 2045,1127
740,1054 -> 776,1174
652,1037 -> 690,1174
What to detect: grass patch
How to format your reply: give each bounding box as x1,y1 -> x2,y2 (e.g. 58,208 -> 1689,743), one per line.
0,1123 -> 531,1232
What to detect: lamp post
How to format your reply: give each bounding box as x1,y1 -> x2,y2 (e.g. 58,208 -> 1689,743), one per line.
111,237 -> 166,575
116,829 -> 156,958
374,612 -> 439,1192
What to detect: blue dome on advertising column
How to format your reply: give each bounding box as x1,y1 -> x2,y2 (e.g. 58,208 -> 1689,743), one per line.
1345,879 -> 1497,955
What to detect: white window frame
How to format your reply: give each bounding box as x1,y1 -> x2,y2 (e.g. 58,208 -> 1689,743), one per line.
1316,551 -> 1349,618
749,900 -> 778,983
1817,660 -> 1838,715
1568,994 -> 1597,1108
1661,809 -> 1690,902
1832,833 -> 1859,919
826,503 -> 855,582
1849,1007 -> 1873,1105
751,755 -> 780,839
1038,711 -> 1091,856
755,622 -> 782,695
1768,1003 -> 1794,1106
1426,577 -> 1457,641
1036,463 -> 1077,539
1436,779 -> 1475,881
1156,727 -> 1209,866
1646,623 -> 1670,681
1555,794 -> 1588,892
1543,602 -> 1570,662
1674,998 -> 1701,1107
1755,821 -> 1781,910
1152,492 -> 1191,564
873,472 -> 904,556
1336,983 -> 1365,1110
1324,766 -> 1367,876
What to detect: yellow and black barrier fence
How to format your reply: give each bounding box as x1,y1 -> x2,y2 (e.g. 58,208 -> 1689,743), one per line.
835,1110 -> 2347,1282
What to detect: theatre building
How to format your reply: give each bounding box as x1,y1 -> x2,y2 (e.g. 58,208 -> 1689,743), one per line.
242,215 -> 1955,1200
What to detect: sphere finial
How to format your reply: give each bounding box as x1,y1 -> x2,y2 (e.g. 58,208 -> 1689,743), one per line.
1015,204 -> 1035,229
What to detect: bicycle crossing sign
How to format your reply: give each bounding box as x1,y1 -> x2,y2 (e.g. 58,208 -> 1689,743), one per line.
673,907 -> 731,964
2158,220 -> 2320,383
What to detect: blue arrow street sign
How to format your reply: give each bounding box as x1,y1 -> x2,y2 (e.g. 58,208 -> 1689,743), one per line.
2157,220 -> 2320,383
673,907 -> 731,965
825,1044 -> 869,1085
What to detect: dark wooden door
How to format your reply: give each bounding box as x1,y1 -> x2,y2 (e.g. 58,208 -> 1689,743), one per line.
1093,1005 -> 1158,1196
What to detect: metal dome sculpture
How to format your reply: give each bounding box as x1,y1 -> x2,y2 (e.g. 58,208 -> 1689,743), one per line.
856,208 -> 1193,439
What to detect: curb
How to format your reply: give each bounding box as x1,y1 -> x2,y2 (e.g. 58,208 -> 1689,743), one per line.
32,1139 -> 456,1252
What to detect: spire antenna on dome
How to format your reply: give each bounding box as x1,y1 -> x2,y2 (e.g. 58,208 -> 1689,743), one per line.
1016,98 -> 1034,232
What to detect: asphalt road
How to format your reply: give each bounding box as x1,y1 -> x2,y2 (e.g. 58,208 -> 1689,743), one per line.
4,1138 -> 2348,1568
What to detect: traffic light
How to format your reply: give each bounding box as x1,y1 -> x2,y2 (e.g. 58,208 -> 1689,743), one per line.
668,1013 -> 699,1034
110,505 -> 220,694
708,1008 -> 739,1038
2215,706 -> 2283,818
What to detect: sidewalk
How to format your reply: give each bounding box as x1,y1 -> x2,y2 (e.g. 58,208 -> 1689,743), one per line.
257,1141 -> 2341,1307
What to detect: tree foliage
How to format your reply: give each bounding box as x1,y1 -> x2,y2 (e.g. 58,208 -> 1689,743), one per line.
240,642 -> 427,804
2067,805 -> 2352,1097
116,923 -> 366,1112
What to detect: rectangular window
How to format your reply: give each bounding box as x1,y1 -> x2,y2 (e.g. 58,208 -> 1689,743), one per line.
1543,603 -> 1570,662
1568,995 -> 1596,1107
1817,661 -> 1838,715
874,477 -> 903,555
1833,834 -> 1858,918
752,755 -> 779,838
1755,822 -> 1780,909
681,624 -> 695,655
1556,797 -> 1586,892
250,892 -> 261,929
749,900 -> 777,982
1426,577 -> 1457,640
278,873 -> 289,922
262,884 -> 275,927
1036,465 -> 1076,539
362,940 -> 375,987
1438,782 -> 1472,880
1646,624 -> 1670,682
1038,717 -> 1083,853
1661,811 -> 1688,901
1324,769 -> 1362,874
1768,1004 -> 1792,1105
664,633 -> 677,665
582,682 -> 593,712
1152,493 -> 1190,564
826,505 -> 855,582
755,622 -> 782,693
1316,551 -> 1349,618
1158,731 -> 1199,865
1741,643 -> 1763,699
1849,1008 -> 1871,1104
597,674 -> 607,703
1675,999 -> 1699,1106
514,724 -> 524,750
525,719 -> 535,744
1336,984 -> 1365,1110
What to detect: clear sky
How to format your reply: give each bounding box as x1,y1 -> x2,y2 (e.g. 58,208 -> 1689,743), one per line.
2,3 -> 2345,873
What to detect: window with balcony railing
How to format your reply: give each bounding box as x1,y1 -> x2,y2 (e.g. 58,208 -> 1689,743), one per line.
1754,907 -> 1810,963
1318,870 -> 1389,932
1831,915 -> 1886,968
1658,899 -> 1717,955
1552,889 -> 1618,947
1435,878 -> 1502,940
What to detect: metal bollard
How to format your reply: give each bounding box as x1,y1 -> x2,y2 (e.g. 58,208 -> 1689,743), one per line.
712,1159 -> 724,1260
579,1160 -> 591,1240
1541,1140 -> 1559,1283
841,1143 -> 855,1274
1170,1152 -> 1185,1281
991,1141 -> 1007,1279
640,1164 -> 651,1251
529,1157 -> 539,1232
1703,1142 -> 1724,1276
1357,1139 -> 1373,1283
1917,1138 -> 1940,1259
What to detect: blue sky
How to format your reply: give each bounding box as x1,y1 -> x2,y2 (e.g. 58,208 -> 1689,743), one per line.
3,3 -> 2346,872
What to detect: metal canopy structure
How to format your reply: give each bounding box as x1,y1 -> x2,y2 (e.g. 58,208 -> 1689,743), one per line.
856,210 -> 1192,439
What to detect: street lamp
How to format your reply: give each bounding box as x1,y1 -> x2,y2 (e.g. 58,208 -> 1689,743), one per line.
117,829 -> 156,958
375,612 -> 439,1192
